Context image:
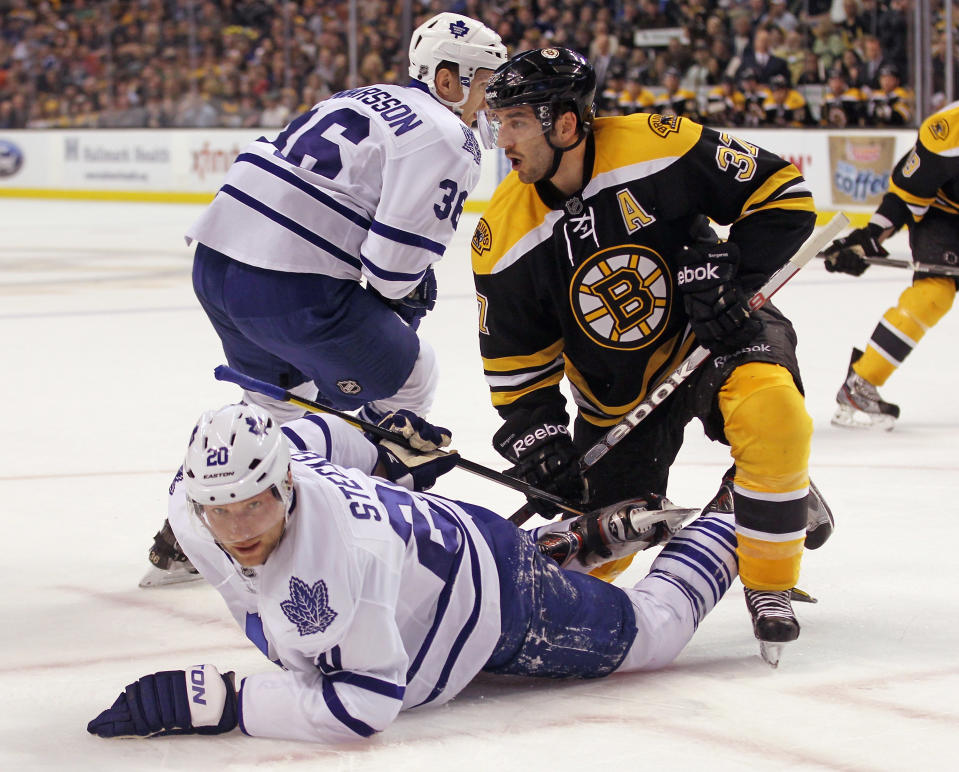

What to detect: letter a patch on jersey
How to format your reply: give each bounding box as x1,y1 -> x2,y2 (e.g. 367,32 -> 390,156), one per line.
281,576 -> 338,636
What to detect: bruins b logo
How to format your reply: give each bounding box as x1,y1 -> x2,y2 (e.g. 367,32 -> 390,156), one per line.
569,245 -> 671,350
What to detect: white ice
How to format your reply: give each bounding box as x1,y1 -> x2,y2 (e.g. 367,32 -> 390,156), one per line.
1,199 -> 956,771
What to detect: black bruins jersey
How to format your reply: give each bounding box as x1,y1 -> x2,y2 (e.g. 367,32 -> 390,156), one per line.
875,100 -> 959,229
471,113 -> 816,428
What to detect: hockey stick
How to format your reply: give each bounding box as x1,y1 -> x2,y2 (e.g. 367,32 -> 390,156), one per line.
579,213 -> 851,472
815,252 -> 959,277
213,365 -> 586,517
506,215 -> 850,527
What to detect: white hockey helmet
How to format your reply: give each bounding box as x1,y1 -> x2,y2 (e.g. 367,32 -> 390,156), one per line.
182,404 -> 292,536
408,12 -> 507,110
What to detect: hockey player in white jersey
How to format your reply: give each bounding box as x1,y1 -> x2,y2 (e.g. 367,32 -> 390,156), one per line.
139,13 -> 506,589
89,403 -> 739,743
185,12 -> 506,426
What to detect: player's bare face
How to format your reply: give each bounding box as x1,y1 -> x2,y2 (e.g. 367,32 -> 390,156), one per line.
201,488 -> 286,567
489,106 -> 554,183
459,69 -> 495,126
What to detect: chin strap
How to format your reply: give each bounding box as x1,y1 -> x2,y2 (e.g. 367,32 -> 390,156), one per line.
544,129 -> 588,180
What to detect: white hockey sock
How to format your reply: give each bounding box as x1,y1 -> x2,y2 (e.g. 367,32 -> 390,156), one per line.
616,512 -> 737,673
364,339 -> 438,417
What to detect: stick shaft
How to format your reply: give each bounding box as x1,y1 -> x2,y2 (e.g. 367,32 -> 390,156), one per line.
580,214 -> 850,471
213,365 -> 585,516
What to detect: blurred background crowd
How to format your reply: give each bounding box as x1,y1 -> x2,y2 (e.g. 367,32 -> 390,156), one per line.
0,0 -> 954,131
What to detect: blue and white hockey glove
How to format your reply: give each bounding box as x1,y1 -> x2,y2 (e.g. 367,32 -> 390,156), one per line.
369,268 -> 437,328
87,664 -> 237,738
375,409 -> 458,491
676,241 -> 762,355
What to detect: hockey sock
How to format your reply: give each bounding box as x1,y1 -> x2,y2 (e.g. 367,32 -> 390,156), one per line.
855,276 -> 956,387
719,363 -> 811,590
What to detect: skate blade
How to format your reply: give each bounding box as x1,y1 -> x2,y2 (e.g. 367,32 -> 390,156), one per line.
138,564 -> 202,589
790,587 -> 818,603
759,640 -> 787,668
831,404 -> 896,432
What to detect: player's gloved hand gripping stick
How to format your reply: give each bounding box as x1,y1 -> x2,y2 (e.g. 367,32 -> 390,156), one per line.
509,214 -> 850,526
213,365 -> 586,517
579,213 -> 849,470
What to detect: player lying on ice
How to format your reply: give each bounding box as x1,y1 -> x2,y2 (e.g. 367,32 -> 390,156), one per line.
88,403 -> 738,743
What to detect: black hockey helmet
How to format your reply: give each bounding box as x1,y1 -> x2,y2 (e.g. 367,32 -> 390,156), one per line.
484,47 -> 596,132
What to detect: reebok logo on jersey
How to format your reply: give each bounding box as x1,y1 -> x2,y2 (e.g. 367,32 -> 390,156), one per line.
712,343 -> 771,368
676,263 -> 720,285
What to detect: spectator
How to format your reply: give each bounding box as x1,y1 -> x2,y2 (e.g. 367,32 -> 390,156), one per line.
811,16 -> 847,72
865,64 -> 912,126
878,0 -> 909,79
704,73 -> 746,126
860,34 -> 893,90
797,51 -> 826,86
762,0 -> 799,34
739,67 -> 770,127
738,25 -> 791,84
651,66 -> 701,121
820,66 -> 865,128
762,73 -> 811,127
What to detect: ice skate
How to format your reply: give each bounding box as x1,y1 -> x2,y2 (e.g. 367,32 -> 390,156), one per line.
535,495 -> 698,570
832,347 -> 899,431
138,519 -> 201,588
744,587 -> 800,667
805,479 -> 835,549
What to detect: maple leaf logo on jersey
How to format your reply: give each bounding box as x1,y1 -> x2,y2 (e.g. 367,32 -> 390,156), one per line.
281,576 -> 337,636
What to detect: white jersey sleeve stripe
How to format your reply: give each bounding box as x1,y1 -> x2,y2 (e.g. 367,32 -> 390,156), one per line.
326,670 -> 406,700
220,183 -> 363,270
236,152 -> 373,228
320,678 -> 378,737
369,218 -> 446,256
361,254 -> 427,283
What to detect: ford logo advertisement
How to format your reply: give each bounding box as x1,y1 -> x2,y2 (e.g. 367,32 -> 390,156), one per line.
0,140 -> 24,177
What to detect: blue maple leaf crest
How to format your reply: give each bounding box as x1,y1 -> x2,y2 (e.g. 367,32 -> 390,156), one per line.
245,415 -> 265,435
449,20 -> 469,38
280,576 -> 337,636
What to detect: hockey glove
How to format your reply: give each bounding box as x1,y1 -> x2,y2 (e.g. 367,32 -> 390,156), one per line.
822,223 -> 887,276
369,268 -> 437,328
375,409 -> 458,491
676,240 -> 762,355
493,406 -> 585,515
87,664 -> 238,738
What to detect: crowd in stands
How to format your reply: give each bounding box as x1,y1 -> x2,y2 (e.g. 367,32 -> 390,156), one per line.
0,0 -> 951,131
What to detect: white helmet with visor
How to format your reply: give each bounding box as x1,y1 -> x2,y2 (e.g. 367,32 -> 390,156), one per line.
183,403 -> 292,546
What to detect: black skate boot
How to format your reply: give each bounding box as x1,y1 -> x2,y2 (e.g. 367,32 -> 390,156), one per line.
832,347 -> 900,431
139,519 -> 201,588
744,587 -> 800,667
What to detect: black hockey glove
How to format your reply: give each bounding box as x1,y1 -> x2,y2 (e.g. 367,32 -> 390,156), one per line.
676,240 -> 762,355
87,665 -> 238,738
822,223 -> 888,276
369,267 -> 437,328
493,407 -> 585,515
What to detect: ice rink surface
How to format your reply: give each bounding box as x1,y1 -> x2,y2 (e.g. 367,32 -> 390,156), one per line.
2,198 -> 957,771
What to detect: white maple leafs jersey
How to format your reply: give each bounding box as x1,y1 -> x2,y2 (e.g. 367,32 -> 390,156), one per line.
167,414 -> 501,743
185,81 -> 483,299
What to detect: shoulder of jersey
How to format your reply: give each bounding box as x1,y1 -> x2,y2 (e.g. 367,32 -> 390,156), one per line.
919,100 -> 959,156
472,170 -> 549,276
591,113 -> 702,175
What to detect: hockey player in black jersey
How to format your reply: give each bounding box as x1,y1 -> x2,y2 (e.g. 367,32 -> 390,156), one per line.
474,47 -> 826,665
823,101 -> 959,429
